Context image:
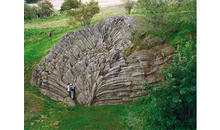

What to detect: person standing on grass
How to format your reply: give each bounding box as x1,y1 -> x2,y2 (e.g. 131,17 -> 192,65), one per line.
67,83 -> 71,97
49,32 -> 52,45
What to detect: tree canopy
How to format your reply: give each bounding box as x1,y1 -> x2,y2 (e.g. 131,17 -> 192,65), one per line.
67,0 -> 100,26
60,0 -> 81,13
25,0 -> 39,4
37,0 -> 54,18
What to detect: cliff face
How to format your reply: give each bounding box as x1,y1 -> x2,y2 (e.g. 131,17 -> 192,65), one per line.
30,15 -> 175,106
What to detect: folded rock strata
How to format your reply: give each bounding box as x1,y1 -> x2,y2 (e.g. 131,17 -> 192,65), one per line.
30,15 -> 175,106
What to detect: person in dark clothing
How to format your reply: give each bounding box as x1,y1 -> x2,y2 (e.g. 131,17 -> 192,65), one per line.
70,82 -> 76,100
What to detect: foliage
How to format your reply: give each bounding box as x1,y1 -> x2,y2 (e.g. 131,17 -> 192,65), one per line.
24,0 -> 55,21
37,0 -> 54,18
25,0 -> 39,4
133,0 -> 196,46
60,0 -> 81,13
121,0 -> 135,15
128,39 -> 196,129
67,0 -> 100,26
24,3 -> 38,21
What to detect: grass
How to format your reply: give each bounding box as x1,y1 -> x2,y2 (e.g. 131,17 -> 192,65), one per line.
25,92 -> 130,129
92,5 -> 126,23
24,12 -> 69,28
24,26 -> 71,45
24,4 -> 136,129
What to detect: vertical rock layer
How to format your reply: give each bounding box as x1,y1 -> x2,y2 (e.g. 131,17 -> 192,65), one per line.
30,15 -> 175,106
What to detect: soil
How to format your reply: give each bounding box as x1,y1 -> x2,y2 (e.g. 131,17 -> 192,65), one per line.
28,0 -> 137,10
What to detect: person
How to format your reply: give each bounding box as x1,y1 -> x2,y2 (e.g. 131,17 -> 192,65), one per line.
70,82 -> 76,99
71,83 -> 76,90
67,83 -> 71,97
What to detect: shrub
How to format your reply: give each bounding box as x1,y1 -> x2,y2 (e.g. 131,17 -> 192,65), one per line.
67,0 -> 100,26
25,0 -> 39,4
134,0 -> 196,45
60,0 -> 81,13
131,39 -> 196,129
37,0 -> 54,18
121,0 -> 134,15
24,3 -> 38,20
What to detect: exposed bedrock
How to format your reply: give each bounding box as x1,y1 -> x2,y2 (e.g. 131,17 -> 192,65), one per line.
30,15 -> 175,106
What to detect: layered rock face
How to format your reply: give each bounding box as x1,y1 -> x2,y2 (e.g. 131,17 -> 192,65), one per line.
30,15 -> 175,106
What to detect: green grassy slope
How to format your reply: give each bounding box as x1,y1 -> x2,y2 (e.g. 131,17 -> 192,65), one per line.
24,5 -> 132,129
24,25 -> 131,130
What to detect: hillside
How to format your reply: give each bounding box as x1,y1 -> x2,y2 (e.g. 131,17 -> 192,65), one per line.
24,4 -> 135,129
24,1 -> 196,129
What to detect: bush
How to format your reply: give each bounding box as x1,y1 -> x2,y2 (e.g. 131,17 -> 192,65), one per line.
24,0 -> 55,20
127,1 -> 197,128
24,3 -> 38,20
37,0 -> 54,18
130,38 -> 196,129
60,0 -> 81,13
134,0 -> 196,45
25,0 -> 39,4
67,0 -> 100,26
121,0 -> 134,15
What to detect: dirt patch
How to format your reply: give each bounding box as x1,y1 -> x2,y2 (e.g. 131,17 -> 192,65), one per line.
101,5 -> 124,11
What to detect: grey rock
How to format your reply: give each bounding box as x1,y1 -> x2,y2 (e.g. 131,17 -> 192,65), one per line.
30,15 -> 175,107
161,46 -> 175,57
64,97 -> 76,106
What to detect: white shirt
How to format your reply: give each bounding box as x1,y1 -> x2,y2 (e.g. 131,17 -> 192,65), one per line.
67,85 -> 70,91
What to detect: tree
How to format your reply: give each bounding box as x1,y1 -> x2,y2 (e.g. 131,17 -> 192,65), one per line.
37,0 -> 54,18
67,0 -> 100,26
148,41 -> 196,129
134,0 -> 196,45
24,3 -> 31,20
121,0 -> 134,15
25,0 -> 39,4
126,1 -> 197,129
24,3 -> 38,20
132,38 -> 196,129
60,0 -> 81,13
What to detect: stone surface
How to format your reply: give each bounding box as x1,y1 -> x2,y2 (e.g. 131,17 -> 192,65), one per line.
64,97 -> 76,107
30,15 -> 175,106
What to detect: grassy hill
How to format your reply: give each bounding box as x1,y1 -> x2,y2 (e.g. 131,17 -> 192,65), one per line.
24,5 -> 135,129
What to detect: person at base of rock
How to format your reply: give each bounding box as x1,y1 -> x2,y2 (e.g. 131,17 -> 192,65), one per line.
70,82 -> 76,99
67,83 -> 71,97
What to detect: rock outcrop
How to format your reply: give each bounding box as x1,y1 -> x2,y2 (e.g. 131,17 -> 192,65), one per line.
30,15 -> 175,106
